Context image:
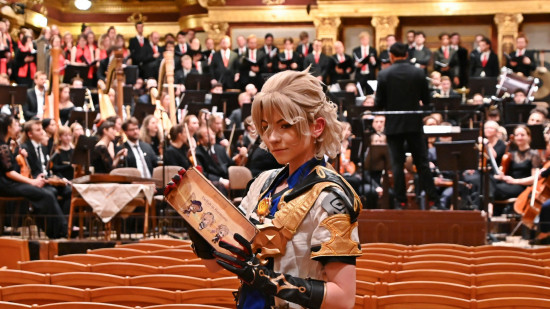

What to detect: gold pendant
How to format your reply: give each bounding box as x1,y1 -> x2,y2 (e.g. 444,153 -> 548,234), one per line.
257,194 -> 271,224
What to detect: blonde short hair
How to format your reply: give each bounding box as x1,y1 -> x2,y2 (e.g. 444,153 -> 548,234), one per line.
251,68 -> 342,159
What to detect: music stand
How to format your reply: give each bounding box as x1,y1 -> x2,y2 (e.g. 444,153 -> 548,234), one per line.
71,135 -> 97,175
70,88 -> 86,108
184,73 -> 213,91
133,103 -> 156,125
124,65 -> 139,85
327,91 -> 356,116
0,85 -> 27,118
241,103 -> 252,121
63,65 -> 89,84
69,110 -> 98,130
211,92 -> 239,115
123,85 -> 134,106
455,128 -> 480,141
435,141 -> 478,210
179,90 -> 207,107
468,77 -> 498,98
503,103 -> 535,124
184,103 -> 210,116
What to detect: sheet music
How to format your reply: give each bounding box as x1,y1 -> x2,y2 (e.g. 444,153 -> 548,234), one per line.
367,80 -> 378,92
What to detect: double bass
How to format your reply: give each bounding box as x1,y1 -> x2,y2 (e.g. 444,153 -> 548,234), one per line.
514,161 -> 550,229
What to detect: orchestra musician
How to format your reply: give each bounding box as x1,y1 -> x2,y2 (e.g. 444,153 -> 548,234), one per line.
23,71 -> 47,120
91,120 -> 127,174
50,125 -> 74,180
123,117 -> 157,178
164,123 -> 192,169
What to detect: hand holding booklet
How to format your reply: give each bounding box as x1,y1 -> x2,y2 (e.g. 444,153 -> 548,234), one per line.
164,167 -> 258,253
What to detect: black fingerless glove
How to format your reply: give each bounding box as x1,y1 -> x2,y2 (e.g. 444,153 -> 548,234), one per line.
213,234 -> 326,309
184,221 -> 215,259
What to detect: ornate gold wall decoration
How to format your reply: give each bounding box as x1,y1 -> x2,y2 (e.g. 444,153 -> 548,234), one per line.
198,0 -> 226,8
262,0 -> 286,5
313,16 -> 340,55
371,15 -> 399,52
203,21 -> 229,44
127,13 -> 148,24
494,13 -> 523,67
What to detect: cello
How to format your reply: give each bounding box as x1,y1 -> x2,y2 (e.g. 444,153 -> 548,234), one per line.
514,161 -> 550,229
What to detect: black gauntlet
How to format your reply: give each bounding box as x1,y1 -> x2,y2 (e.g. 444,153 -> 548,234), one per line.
213,234 -> 326,309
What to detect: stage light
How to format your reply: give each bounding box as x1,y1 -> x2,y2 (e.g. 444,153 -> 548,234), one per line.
74,0 -> 92,11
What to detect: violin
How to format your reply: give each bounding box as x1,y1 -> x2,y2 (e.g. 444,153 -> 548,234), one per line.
514,161 -> 550,229
500,134 -> 514,175
11,139 -> 31,178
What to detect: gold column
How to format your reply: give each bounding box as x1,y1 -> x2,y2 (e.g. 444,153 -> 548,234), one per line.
203,21 -> 229,45
494,13 -> 523,67
313,16 -> 341,55
371,16 -> 399,53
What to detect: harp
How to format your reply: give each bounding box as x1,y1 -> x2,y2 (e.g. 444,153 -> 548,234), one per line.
155,50 -> 177,125
43,47 -> 61,123
98,49 -> 124,119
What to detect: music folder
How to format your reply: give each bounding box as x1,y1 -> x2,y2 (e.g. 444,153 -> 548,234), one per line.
133,103 -> 156,125
63,65 -> 89,84
353,53 -> 372,65
278,56 -> 294,66
70,88 -> 86,108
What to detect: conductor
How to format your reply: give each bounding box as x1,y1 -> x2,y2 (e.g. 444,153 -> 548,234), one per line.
375,42 -> 441,210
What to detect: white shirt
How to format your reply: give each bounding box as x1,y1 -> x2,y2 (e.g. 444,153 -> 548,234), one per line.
127,140 -> 150,178
35,86 -> 45,117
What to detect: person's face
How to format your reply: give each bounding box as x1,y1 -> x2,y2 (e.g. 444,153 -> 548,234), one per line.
473,95 -> 484,105
516,38 -> 527,50
484,123 -> 498,138
527,112 -> 544,125
220,38 -> 230,50
136,24 -> 144,35
514,92 -> 526,104
334,42 -> 344,54
479,41 -> 489,52
247,38 -> 257,50
261,109 -> 316,168
7,119 -> 20,139
187,116 -> 199,134
440,35 -> 449,46
343,125 -> 352,139
64,34 -> 73,45
415,34 -> 425,46
60,87 -> 70,100
108,28 -> 116,38
360,35 -> 369,46
441,80 -> 451,91
114,118 -> 122,132
284,40 -> 293,51
372,116 -> 385,132
60,132 -> 72,145
450,35 -> 460,45
124,123 -> 140,141
177,34 -> 185,44
46,121 -> 57,135
29,124 -> 45,142
151,32 -> 160,45
182,58 -> 192,70
210,117 -> 222,132
264,36 -> 273,47
116,36 -> 124,47
35,74 -> 47,87
406,32 -> 415,43
237,36 -> 246,47
363,97 -> 374,107
386,36 -> 396,47
147,118 -> 159,136
371,135 -> 385,145
205,39 -> 214,50
87,33 -> 94,45
78,37 -> 86,47
104,127 -> 116,141
73,80 -> 83,88
212,86 -> 223,94
73,124 -> 84,137
52,36 -> 61,48
0,22 -> 6,33
313,41 -> 322,52
514,127 -> 530,147
190,38 -> 200,50
425,118 -> 438,126
102,36 -> 111,48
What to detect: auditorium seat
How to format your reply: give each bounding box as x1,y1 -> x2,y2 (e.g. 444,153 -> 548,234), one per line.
130,274 -> 208,291
386,269 -> 473,286
87,247 -> 148,258
0,238 -> 30,269
0,269 -> 49,286
90,262 -> 158,276
178,288 -> 237,308
472,249 -> 537,259
360,247 -> 404,256
355,260 -> 396,271
474,297 -> 550,308
0,301 -> 30,308
473,263 -> 550,276
473,256 -> 544,267
375,281 -> 471,300
357,253 -> 402,263
355,280 -> 376,296
397,261 -> 473,273
50,272 -> 128,289
403,254 -> 471,264
54,254 -> 119,265
32,303 -> 131,309
18,260 -> 90,274
149,249 -> 198,260
407,248 -> 472,258
162,265 -> 233,278
473,272 -> 550,287
139,238 -> 192,247
209,277 -> 240,289
366,294 -> 470,309
142,305 -> 229,309
115,243 -> 169,251
355,268 -> 386,283
121,255 -> 188,267
0,284 -> 88,305
89,286 -> 179,306
411,243 -> 471,251
361,243 -> 409,251
472,284 -> 550,300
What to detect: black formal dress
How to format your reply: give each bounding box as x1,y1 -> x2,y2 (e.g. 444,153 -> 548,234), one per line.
375,59 -> 439,206
0,141 -> 67,238
163,143 -> 192,169
91,144 -> 114,174
50,148 -> 74,180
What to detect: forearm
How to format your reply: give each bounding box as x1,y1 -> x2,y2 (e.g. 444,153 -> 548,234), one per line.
6,171 -> 33,184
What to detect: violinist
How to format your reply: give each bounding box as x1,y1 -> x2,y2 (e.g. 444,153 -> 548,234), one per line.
91,120 -> 127,174
164,123 -> 192,169
0,114 -> 67,238
493,125 -> 542,209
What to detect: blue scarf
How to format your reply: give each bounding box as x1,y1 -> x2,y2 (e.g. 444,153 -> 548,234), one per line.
239,157 -> 325,309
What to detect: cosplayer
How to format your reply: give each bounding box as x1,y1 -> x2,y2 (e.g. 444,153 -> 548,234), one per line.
185,68 -> 362,309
